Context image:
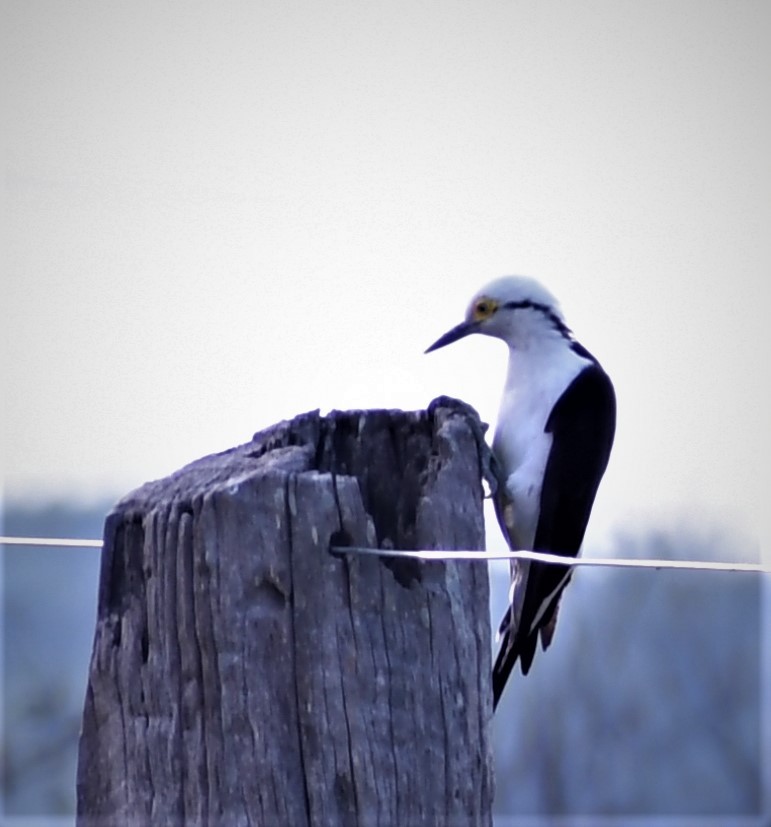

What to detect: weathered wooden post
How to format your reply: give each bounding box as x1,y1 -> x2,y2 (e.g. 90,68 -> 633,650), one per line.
76,397 -> 494,826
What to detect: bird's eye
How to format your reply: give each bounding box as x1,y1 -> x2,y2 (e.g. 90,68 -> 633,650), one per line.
473,299 -> 497,321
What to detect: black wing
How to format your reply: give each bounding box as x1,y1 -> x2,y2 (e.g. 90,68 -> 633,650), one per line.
493,359 -> 616,707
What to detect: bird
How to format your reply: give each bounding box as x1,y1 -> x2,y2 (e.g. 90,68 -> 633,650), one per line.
425,276 -> 616,709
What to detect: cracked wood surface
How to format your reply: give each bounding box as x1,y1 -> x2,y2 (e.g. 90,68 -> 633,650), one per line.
76,397 -> 494,826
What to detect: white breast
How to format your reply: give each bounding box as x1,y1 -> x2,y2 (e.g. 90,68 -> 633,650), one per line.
492,342 -> 590,549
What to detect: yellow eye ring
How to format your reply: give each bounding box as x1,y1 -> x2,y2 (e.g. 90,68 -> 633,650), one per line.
472,298 -> 498,321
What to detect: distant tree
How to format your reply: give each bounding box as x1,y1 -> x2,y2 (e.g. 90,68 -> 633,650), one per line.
2,500 -> 108,815
491,525 -> 762,817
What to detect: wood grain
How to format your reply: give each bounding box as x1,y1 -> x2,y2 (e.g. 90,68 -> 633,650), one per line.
77,398 -> 494,826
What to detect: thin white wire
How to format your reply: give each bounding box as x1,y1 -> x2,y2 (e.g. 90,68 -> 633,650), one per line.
0,536 -> 103,549
1,535 -> 767,574
334,546 -> 770,574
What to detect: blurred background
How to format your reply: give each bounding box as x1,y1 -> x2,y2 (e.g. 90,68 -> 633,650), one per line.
2,0 -> 769,823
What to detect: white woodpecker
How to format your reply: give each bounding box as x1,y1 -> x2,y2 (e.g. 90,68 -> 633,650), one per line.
426,276 -> 616,709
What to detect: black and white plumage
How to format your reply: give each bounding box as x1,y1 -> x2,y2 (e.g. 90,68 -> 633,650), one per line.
426,276 -> 615,709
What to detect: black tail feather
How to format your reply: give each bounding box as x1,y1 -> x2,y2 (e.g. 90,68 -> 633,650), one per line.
492,629 -> 538,709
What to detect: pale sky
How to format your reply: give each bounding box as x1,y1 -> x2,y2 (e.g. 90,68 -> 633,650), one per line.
3,1 -> 770,553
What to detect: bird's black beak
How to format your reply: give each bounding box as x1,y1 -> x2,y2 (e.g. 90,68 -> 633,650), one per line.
425,320 -> 478,354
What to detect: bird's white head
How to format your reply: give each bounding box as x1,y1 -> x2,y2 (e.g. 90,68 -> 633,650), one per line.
425,276 -> 570,354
